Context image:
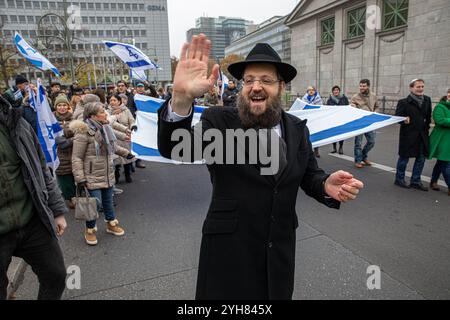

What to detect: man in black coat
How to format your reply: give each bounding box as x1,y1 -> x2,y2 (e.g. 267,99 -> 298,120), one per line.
158,34 -> 364,300
222,80 -> 239,107
394,79 -> 432,191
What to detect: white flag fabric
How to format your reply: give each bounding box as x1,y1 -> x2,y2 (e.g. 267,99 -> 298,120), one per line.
131,96 -> 405,163
103,41 -> 158,70
289,98 -> 405,147
130,69 -> 148,81
28,79 -> 63,170
219,72 -> 229,98
14,32 -> 61,77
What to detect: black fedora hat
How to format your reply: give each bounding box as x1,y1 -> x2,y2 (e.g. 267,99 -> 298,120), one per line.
228,43 -> 297,83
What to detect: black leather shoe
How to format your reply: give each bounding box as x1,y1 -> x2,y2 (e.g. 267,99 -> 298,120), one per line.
394,180 -> 410,189
410,183 -> 429,191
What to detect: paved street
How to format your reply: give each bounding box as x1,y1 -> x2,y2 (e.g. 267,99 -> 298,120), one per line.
14,125 -> 449,300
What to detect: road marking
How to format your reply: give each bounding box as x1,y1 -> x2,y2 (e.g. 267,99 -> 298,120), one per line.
329,153 -> 447,188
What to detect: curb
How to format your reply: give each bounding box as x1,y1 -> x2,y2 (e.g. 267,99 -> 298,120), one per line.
6,258 -> 28,300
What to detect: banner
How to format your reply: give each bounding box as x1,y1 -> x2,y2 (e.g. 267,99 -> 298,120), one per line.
131,96 -> 405,163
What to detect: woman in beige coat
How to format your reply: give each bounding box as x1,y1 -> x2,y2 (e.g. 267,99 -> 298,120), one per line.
108,94 -> 136,183
71,102 -> 134,246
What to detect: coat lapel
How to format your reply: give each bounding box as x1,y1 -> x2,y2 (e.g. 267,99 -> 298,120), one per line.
275,112 -> 307,187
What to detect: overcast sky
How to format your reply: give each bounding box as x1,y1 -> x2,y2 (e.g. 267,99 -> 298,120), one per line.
166,0 -> 300,57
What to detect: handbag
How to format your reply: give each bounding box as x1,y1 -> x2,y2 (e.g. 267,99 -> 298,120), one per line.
72,186 -> 99,221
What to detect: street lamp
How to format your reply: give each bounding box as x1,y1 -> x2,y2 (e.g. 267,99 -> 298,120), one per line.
146,47 -> 158,86
37,0 -> 76,82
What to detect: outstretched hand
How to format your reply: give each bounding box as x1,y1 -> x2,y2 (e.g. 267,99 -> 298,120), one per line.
172,34 -> 220,115
324,171 -> 364,203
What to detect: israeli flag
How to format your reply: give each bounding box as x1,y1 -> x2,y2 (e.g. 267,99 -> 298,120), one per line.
131,96 -> 405,163
289,99 -> 405,147
219,72 -> 229,98
29,79 -> 64,170
130,69 -> 148,81
103,41 -> 158,70
14,32 -> 61,77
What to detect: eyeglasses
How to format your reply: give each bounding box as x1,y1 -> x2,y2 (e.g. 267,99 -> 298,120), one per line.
242,77 -> 281,87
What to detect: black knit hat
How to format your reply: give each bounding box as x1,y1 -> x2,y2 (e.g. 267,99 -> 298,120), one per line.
15,75 -> 28,86
228,43 -> 297,83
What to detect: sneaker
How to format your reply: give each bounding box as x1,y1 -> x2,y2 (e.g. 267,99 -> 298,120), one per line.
394,180 -> 410,189
85,228 -> 98,246
410,183 -> 429,191
113,187 -> 124,195
355,163 -> 364,169
362,159 -> 373,166
106,219 -> 125,236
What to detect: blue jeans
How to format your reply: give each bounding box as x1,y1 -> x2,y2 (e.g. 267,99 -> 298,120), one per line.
86,187 -> 116,229
354,131 -> 376,163
395,144 -> 426,185
431,160 -> 450,187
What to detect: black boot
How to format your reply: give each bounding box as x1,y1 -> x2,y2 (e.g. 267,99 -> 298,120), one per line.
114,165 -> 121,184
124,164 -> 133,183
331,143 -> 337,154
339,142 -> 344,155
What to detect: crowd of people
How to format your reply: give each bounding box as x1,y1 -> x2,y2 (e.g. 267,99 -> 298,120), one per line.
1,76 -> 176,247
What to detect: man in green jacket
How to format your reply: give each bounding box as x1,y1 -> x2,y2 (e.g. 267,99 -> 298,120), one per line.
0,95 -> 68,300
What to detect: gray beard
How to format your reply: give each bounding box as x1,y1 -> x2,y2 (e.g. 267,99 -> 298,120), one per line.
237,93 -> 283,129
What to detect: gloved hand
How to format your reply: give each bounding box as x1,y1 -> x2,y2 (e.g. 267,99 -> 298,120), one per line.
131,125 -> 138,132
77,181 -> 87,194
126,153 -> 135,160
77,181 -> 87,190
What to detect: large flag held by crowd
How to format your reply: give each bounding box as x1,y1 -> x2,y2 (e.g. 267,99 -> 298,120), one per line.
131,96 -> 406,163
14,32 -> 61,77
289,99 -> 406,147
28,79 -> 64,171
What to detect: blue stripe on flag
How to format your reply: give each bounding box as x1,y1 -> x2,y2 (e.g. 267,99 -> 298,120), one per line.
310,114 -> 390,142
304,105 -> 321,110
132,143 -> 161,157
127,60 -> 151,68
135,98 -> 208,115
135,99 -> 164,113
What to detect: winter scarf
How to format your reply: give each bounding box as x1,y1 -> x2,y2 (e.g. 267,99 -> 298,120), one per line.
86,118 -> 117,157
110,104 -> 128,116
302,92 -> 323,105
330,94 -> 343,105
54,111 -> 73,122
409,93 -> 425,108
